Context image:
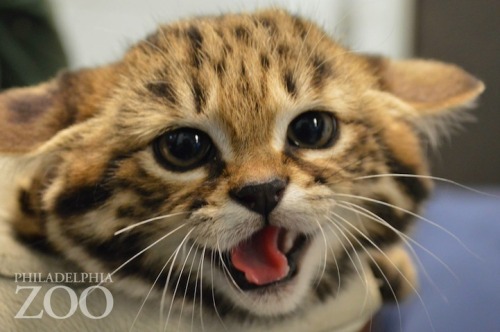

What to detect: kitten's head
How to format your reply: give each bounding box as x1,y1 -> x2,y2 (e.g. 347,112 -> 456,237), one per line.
0,10 -> 483,319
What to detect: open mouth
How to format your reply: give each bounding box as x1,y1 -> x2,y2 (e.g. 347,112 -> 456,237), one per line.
220,226 -> 310,291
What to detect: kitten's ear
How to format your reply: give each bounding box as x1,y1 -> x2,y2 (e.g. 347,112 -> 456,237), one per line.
366,56 -> 485,115
0,66 -> 116,154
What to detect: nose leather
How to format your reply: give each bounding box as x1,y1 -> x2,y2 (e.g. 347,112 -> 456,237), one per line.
230,179 -> 287,216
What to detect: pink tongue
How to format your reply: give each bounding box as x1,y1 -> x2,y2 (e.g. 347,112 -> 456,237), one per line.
230,226 -> 289,286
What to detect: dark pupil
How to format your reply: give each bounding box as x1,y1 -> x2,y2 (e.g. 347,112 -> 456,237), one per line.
292,114 -> 325,145
167,131 -> 203,161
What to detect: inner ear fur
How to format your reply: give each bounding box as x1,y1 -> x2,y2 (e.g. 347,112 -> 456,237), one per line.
0,66 -> 117,154
364,55 -> 485,115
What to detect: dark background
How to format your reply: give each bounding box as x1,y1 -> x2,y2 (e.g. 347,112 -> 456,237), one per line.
416,0 -> 500,185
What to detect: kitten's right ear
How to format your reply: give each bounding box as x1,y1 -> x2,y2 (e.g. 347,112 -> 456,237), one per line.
363,55 -> 485,116
0,66 -> 116,154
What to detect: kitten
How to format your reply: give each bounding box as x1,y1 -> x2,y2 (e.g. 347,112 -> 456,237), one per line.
0,9 -> 483,332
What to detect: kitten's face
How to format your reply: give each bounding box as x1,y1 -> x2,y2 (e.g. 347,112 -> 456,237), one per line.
2,9 -> 483,323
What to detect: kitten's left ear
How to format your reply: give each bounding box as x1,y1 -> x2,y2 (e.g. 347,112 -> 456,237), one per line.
365,56 -> 485,115
0,66 -> 116,154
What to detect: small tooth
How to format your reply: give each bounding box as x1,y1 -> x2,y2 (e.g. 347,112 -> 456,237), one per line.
282,230 -> 298,254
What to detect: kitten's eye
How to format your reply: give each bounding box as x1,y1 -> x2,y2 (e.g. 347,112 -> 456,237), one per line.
287,111 -> 337,149
153,128 -> 213,171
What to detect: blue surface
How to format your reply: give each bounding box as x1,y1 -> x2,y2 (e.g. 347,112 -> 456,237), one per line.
374,185 -> 500,332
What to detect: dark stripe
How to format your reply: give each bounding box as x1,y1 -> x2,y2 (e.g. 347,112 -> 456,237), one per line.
384,155 -> 429,202
260,53 -> 270,70
311,56 -> 334,87
363,198 -> 413,247
283,71 -> 297,97
191,80 -> 206,114
369,260 -> 405,302
71,231 -> 247,320
189,198 -> 208,211
66,230 -> 146,275
240,61 -> 246,77
214,59 -> 226,77
186,26 -> 204,68
54,183 -> 112,218
19,189 -> 36,216
314,253 -> 352,302
115,205 -> 147,220
113,181 -> 169,212
283,151 -> 327,184
7,91 -> 55,124
206,152 -> 226,181
53,153 -> 139,219
146,81 -> 177,105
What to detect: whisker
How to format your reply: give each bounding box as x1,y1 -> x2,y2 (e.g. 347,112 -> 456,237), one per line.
333,192 -> 480,259
129,231 -> 192,332
114,211 -> 191,236
292,16 -> 315,76
198,245 -> 207,332
165,232 -> 196,330
337,201 -> 458,281
209,249 -> 228,331
161,229 -> 194,332
105,224 -> 187,285
352,173 -> 500,199
328,215 -> 380,317
329,213 -> 403,332
177,243 -> 200,332
331,211 -> 436,332
190,244 -> 204,332
324,220 -> 367,288
321,223 -> 343,295
312,217 -> 329,287
216,240 -> 247,296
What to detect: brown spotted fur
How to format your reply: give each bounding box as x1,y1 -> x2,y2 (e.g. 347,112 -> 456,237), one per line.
0,9 -> 484,329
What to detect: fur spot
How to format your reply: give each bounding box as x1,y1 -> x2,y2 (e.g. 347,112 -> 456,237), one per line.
144,31 -> 161,47
291,15 -> 308,39
146,81 -> 177,105
7,93 -> 54,123
311,56 -> 334,87
234,25 -> 251,44
257,17 -> 278,36
277,44 -> 290,58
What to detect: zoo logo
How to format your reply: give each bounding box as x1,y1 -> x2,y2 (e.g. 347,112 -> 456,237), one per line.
15,285 -> 114,319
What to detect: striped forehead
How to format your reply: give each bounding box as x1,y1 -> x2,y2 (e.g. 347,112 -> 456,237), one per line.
131,11 -> 350,153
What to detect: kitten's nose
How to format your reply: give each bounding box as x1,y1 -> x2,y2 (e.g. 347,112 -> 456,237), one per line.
230,179 -> 287,216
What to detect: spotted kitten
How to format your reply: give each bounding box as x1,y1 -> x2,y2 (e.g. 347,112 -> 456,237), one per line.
0,9 -> 483,332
